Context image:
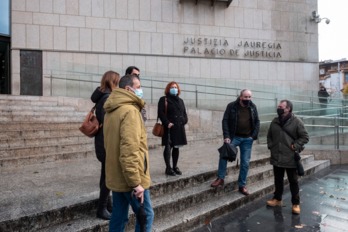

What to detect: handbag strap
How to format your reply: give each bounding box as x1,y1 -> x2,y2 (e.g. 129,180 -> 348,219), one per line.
91,105 -> 96,113
165,97 -> 167,115
156,97 -> 167,122
281,126 -> 295,141
281,126 -> 305,152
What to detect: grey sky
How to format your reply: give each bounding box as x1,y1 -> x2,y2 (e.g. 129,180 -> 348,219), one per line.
318,0 -> 348,61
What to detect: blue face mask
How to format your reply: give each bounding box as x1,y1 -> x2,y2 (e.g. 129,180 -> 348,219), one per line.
130,87 -> 143,99
170,88 -> 178,96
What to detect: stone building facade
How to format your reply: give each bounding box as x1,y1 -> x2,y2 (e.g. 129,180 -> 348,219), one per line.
5,0 -> 319,106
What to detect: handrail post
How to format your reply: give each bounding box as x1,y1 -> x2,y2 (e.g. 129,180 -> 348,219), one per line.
50,74 -> 52,96
151,80 -> 153,104
275,97 -> 278,109
335,125 -> 339,149
195,87 -> 198,108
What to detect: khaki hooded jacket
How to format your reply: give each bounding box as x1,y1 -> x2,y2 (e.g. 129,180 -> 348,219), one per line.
103,88 -> 151,192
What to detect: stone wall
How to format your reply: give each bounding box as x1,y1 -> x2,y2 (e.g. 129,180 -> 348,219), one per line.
10,0 -> 319,100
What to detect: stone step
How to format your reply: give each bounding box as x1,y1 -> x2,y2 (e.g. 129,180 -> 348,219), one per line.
0,150 -> 95,167
0,142 -> 94,159
0,135 -> 91,149
8,157 -> 328,232
0,151 -> 326,232
0,122 -> 221,167
0,128 -> 83,140
0,114 -> 85,123
0,151 -> 267,231
0,97 -> 64,107
153,160 -> 330,232
0,122 -> 82,130
0,105 -> 77,112
0,95 -> 92,110
0,136 -> 223,167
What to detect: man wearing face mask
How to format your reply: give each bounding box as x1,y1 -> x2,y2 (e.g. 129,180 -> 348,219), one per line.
266,100 -> 308,215
125,66 -> 147,122
103,74 -> 154,231
211,89 -> 260,196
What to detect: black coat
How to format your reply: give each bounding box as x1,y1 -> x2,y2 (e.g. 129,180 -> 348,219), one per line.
158,94 -> 188,147
222,97 -> 260,140
318,88 -> 329,103
91,87 -> 110,161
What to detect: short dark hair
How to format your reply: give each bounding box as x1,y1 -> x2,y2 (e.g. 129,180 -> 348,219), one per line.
119,74 -> 138,89
125,66 -> 140,75
280,99 -> 293,112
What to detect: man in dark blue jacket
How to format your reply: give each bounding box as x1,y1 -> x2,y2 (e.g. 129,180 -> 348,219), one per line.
211,89 -> 260,196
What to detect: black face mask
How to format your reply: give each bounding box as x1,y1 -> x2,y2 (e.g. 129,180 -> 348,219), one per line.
277,108 -> 285,116
242,100 -> 250,106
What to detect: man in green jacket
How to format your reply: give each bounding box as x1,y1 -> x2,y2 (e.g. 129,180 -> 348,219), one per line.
266,99 -> 309,215
103,74 -> 154,231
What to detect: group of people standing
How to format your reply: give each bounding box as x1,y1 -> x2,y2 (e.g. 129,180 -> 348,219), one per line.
90,67 -> 309,232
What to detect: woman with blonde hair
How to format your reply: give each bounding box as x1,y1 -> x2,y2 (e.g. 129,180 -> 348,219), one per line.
157,81 -> 188,176
91,70 -> 120,220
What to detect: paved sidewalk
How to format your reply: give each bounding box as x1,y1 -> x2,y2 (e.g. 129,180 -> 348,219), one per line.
193,165 -> 348,232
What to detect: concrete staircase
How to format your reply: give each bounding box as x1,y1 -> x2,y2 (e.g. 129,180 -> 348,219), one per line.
0,95 -> 330,232
0,95 -> 221,167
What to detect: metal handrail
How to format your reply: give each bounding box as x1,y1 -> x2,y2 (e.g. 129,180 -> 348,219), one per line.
44,74 -> 348,149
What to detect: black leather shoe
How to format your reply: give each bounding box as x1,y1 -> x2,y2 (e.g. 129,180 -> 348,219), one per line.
173,167 -> 182,175
165,168 -> 176,176
238,186 -> 250,196
96,208 -> 111,220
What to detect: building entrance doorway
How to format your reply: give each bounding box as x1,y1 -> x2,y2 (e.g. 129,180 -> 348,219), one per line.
0,37 -> 10,94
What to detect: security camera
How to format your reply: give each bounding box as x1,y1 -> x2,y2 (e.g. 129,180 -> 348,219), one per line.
325,18 -> 330,24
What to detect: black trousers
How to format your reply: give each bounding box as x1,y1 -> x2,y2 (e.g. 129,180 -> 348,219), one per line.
272,165 -> 300,205
96,153 -> 110,209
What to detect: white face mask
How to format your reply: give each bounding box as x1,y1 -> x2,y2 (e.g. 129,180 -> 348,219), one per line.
130,87 -> 144,99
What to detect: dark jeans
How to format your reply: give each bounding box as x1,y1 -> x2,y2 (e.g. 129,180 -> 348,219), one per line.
272,165 -> 300,205
109,190 -> 154,232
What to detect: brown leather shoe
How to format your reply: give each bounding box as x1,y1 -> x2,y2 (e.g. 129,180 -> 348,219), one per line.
211,178 -> 224,187
292,204 -> 300,214
238,186 -> 250,196
266,199 -> 282,207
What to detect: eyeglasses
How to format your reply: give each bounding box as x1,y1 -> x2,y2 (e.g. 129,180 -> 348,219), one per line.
132,73 -> 140,78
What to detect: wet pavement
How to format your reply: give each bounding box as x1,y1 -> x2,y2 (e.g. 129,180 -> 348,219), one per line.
193,165 -> 348,232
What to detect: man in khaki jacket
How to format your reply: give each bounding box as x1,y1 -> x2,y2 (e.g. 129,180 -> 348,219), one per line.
103,74 -> 154,231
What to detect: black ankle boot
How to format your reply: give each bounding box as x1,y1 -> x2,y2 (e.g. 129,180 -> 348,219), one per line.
165,167 -> 176,176
96,207 -> 111,220
173,167 -> 182,175
97,184 -> 111,220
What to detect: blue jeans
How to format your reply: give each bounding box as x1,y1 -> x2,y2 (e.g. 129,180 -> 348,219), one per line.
109,190 -> 154,232
217,136 -> 253,187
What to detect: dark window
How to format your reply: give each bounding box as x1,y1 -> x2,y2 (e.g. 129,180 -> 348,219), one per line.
0,37 -> 10,94
20,50 -> 43,96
